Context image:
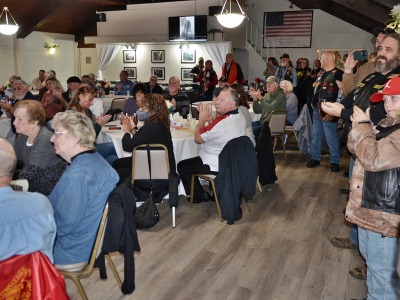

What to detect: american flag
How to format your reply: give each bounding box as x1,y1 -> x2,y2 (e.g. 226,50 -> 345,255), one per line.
264,10 -> 313,48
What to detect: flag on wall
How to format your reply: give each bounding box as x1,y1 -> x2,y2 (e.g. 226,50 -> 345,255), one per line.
263,10 -> 313,48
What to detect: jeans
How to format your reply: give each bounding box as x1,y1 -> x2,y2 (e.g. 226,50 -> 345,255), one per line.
310,107 -> 340,164
348,156 -> 358,245
358,227 -> 399,300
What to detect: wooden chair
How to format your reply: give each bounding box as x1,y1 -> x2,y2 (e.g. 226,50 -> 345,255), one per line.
58,204 -> 122,300
132,144 -> 177,227
269,111 -> 288,159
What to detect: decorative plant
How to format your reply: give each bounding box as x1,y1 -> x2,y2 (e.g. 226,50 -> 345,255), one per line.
44,42 -> 59,49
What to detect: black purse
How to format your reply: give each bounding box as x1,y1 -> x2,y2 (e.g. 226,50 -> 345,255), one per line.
133,145 -> 160,229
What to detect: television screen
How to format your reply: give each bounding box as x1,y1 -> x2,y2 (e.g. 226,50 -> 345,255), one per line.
169,15 -> 207,41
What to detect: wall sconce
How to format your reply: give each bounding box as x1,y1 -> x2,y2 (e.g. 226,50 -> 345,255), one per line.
44,41 -> 59,55
179,43 -> 189,50
289,2 -> 294,9
125,43 -> 135,49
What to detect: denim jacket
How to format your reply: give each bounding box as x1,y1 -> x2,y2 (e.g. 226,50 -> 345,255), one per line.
49,151 -> 119,264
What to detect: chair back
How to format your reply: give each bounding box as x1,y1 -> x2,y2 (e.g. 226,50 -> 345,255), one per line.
131,144 -> 169,185
111,98 -> 126,111
269,111 -> 287,135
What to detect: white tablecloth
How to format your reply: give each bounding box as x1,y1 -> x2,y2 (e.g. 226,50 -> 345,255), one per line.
98,120 -> 200,195
191,101 -> 261,122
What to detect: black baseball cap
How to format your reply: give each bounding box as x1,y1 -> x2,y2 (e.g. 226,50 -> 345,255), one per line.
373,27 -> 386,37
67,76 -> 81,84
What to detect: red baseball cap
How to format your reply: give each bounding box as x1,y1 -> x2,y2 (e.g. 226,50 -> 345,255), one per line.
370,77 -> 400,103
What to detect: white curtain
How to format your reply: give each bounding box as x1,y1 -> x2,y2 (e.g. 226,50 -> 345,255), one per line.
198,42 -> 231,75
97,45 -> 121,80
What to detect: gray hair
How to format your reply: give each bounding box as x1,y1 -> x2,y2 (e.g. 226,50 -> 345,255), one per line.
13,80 -> 29,88
0,138 -> 17,179
52,110 -> 96,150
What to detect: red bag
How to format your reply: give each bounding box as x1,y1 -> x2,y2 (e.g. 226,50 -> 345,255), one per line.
0,251 -> 69,300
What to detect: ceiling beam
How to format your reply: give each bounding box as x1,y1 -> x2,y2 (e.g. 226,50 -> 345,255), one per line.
330,0 -> 390,24
17,0 -> 73,39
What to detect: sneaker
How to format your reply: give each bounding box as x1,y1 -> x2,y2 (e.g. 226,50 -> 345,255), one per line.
306,159 -> 320,168
349,264 -> 367,280
331,163 -> 340,172
330,237 -> 358,249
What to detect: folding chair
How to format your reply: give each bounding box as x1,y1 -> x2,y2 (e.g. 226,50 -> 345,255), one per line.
190,137 -> 256,223
58,204 -> 122,300
285,125 -> 299,143
269,111 -> 288,159
132,144 -> 177,227
109,98 -> 127,120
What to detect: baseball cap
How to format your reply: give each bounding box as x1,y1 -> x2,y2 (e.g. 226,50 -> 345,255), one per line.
198,57 -> 204,62
280,53 -> 290,59
372,27 -> 386,37
370,77 -> 400,102
218,76 -> 227,82
67,76 -> 81,84
266,76 -> 278,83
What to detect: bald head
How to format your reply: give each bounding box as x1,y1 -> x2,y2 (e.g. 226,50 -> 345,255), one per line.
0,138 -> 17,185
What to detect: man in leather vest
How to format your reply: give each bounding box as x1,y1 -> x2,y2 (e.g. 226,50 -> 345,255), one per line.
275,53 -> 298,87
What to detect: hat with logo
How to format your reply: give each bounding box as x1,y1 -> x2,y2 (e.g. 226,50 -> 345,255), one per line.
218,76 -> 227,82
280,53 -> 290,59
67,76 -> 81,84
266,76 -> 278,83
370,77 -> 400,102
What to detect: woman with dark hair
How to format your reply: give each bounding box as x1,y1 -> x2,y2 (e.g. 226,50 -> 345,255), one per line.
68,86 -> 117,164
263,57 -> 279,80
113,93 -> 176,202
13,100 -> 66,195
230,83 -> 256,146
198,60 -> 218,100
123,82 -> 147,116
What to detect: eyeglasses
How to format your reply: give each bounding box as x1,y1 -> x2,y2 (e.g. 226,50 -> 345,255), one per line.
53,131 -> 68,136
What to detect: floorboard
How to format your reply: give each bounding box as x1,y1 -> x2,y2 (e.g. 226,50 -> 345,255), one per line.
65,141 -> 367,300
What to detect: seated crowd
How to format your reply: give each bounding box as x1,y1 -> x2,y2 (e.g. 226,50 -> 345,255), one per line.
1,32 -> 399,298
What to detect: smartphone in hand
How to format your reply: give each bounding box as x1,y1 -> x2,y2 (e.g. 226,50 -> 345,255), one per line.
354,50 -> 368,61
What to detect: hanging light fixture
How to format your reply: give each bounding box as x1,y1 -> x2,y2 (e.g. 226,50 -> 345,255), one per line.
0,7 -> 19,35
216,0 -> 247,29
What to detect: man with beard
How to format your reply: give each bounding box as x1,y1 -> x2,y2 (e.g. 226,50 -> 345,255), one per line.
321,32 -> 400,282
0,80 -> 38,137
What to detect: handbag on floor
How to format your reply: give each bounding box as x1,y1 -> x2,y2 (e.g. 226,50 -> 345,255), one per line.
133,145 -> 160,229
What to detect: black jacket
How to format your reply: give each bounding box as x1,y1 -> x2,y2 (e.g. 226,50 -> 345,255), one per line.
95,184 -> 140,295
256,123 -> 278,186
215,136 -> 258,224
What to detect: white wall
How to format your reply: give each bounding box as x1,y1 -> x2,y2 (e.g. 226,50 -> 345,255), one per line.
0,31 -> 76,87
246,0 -> 374,61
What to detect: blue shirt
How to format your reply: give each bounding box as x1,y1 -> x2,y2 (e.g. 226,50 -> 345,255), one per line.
0,187 -> 57,262
113,80 -> 134,95
49,151 -> 119,265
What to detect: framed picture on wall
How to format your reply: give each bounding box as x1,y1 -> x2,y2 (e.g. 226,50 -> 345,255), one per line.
123,50 -> 136,63
151,67 -> 165,80
151,50 -> 165,63
181,68 -> 193,81
124,67 -> 137,79
181,50 -> 195,63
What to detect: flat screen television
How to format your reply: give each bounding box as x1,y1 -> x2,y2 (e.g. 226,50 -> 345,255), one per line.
168,15 -> 207,42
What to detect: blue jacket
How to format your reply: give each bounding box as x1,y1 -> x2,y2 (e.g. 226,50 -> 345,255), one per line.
49,151 -> 119,265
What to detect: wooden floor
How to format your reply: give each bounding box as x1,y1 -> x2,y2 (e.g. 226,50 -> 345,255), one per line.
65,139 -> 367,300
